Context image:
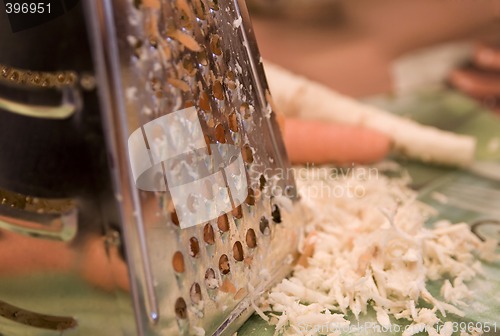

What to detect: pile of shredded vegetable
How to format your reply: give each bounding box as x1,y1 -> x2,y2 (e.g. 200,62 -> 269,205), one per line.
258,165 -> 498,336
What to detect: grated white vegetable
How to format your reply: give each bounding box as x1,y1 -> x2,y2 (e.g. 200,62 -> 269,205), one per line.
193,326 -> 206,336
260,165 -> 498,335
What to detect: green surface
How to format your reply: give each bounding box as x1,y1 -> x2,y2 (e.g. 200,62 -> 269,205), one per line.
238,89 -> 500,335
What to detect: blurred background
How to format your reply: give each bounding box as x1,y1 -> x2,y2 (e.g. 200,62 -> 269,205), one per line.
247,0 -> 500,110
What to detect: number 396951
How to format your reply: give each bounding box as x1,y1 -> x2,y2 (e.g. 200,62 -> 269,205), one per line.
5,3 -> 51,14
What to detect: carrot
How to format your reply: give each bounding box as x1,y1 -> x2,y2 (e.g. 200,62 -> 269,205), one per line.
283,118 -> 391,164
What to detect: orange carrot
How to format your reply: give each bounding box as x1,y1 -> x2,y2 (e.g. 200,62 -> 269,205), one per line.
283,118 -> 391,164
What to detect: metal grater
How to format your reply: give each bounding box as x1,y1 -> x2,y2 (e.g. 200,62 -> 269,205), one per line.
0,0 -> 303,335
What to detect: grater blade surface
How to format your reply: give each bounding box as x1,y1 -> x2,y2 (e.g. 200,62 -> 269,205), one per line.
86,0 -> 305,334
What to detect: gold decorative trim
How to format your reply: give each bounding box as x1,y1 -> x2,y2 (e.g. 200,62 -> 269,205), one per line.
0,187 -> 75,214
0,64 -> 78,88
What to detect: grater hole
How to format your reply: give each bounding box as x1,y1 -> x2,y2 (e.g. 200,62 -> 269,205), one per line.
272,204 -> 282,223
213,80 -> 224,100
197,50 -> 208,66
227,80 -> 237,91
203,223 -> 215,245
242,144 -> 253,163
259,174 -> 266,191
232,205 -> 243,219
199,91 -> 211,112
187,194 -> 198,213
220,278 -> 236,294
208,0 -> 219,10
217,214 -> 230,232
246,229 -> 257,248
226,71 -> 236,90
227,70 -> 236,81
233,241 -> 244,261
175,298 -> 188,319
240,102 -> 251,119
190,283 -> 202,304
182,54 -> 194,71
194,0 -> 206,19
259,217 -> 270,235
224,49 -> 231,65
202,178 -> 215,200
172,251 -> 185,273
245,188 -> 255,206
215,123 -> 226,143
228,112 -> 239,132
210,34 -> 222,55
204,135 -> 212,155
207,117 -> 215,128
179,10 -> 192,30
219,254 -> 230,274
171,210 -> 180,226
205,268 -> 218,289
189,237 -> 200,257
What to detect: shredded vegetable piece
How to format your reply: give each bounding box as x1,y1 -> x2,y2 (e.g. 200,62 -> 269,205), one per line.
260,165 -> 497,335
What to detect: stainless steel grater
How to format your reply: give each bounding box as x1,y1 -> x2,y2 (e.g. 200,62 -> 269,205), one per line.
0,0 -> 303,335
